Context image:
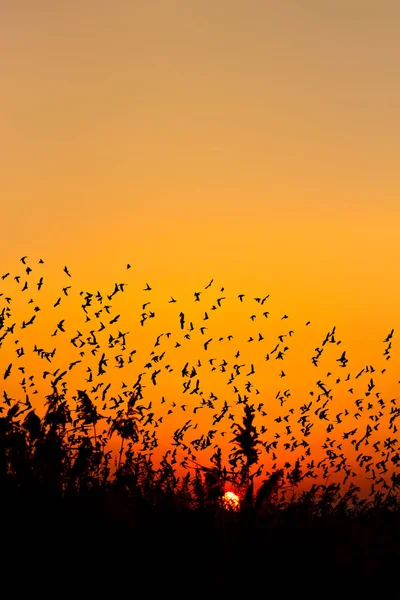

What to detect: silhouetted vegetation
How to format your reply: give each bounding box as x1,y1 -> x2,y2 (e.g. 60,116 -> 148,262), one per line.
1,393 -> 399,591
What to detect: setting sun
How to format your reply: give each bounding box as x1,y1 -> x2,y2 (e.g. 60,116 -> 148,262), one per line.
222,491 -> 240,511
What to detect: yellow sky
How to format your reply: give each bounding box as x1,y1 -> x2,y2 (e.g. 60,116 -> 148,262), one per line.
1,1 -> 400,494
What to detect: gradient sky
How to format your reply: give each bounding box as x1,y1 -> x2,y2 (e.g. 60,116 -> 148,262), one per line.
2,1 -> 400,494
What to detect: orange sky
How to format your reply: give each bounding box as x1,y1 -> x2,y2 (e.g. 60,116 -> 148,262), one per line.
1,1 -> 400,496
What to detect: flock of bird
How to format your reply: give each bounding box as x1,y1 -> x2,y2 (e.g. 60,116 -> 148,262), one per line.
1,255 -> 400,498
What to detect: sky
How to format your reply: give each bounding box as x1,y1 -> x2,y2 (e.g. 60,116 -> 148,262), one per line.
1,1 -> 400,495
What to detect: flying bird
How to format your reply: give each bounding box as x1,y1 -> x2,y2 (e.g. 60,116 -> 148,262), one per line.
4,363 -> 12,379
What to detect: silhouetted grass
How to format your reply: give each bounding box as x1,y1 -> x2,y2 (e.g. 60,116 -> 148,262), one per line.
1,393 -> 399,592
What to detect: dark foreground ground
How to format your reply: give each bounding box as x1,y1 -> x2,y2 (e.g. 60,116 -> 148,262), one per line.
2,491 -> 399,596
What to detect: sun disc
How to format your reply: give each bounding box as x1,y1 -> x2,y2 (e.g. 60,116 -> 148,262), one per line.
222,490 -> 240,510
